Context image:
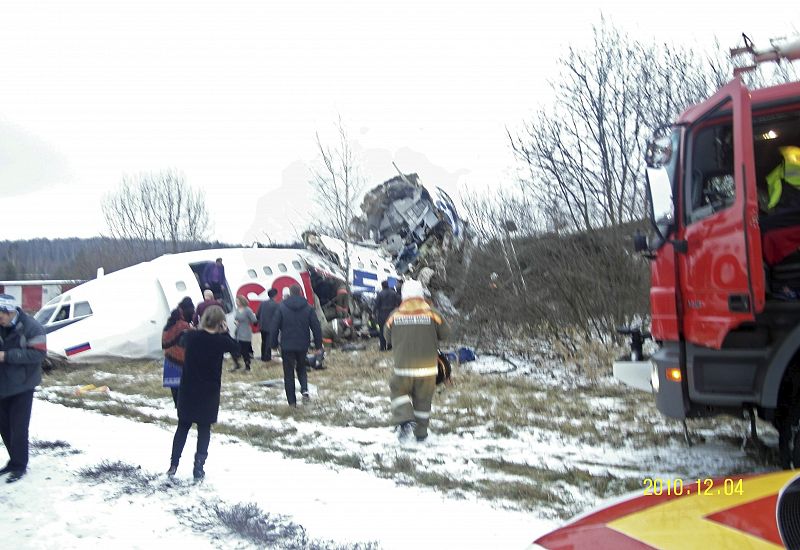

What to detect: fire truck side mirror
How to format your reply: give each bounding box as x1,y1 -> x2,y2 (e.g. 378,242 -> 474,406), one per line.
645,133 -> 673,168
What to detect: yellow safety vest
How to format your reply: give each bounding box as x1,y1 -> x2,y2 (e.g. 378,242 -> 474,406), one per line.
766,146 -> 800,209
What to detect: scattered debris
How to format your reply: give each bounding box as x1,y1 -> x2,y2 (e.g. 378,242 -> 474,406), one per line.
74,384 -> 110,396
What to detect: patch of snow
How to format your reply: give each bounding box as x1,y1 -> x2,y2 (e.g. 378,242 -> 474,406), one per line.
0,398 -> 555,549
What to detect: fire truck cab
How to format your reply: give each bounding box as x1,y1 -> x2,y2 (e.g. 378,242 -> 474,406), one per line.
618,37 -> 800,468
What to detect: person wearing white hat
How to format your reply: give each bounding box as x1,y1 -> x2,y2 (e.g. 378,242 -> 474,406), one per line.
383,280 -> 449,442
0,294 -> 47,483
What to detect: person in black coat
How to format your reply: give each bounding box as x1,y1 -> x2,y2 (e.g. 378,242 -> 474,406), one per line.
168,305 -> 239,479
257,288 -> 279,361
269,284 -> 323,407
374,280 -> 401,351
0,294 -> 47,484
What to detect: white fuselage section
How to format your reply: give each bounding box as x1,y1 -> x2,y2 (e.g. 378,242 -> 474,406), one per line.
40,248 -> 317,361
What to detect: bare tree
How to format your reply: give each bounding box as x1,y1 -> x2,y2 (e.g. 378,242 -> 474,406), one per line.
102,169 -> 211,256
507,21 -> 727,233
509,22 -> 800,236
308,118 -> 365,282
459,186 -> 541,297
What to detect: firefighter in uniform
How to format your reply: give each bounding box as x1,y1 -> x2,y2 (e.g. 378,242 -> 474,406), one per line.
766,145 -> 800,210
384,279 -> 449,442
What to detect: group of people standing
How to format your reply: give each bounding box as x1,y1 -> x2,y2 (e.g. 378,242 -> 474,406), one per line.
160,282 -> 325,477
0,272 -> 448,486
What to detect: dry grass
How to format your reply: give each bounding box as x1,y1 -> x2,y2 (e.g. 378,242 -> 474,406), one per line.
40,344 -> 775,520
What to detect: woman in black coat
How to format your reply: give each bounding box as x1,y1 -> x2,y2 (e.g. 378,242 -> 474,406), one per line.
167,305 -> 238,479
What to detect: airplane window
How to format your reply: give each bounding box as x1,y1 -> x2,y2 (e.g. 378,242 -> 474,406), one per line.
384,268 -> 390,273
54,305 -> 70,322
74,302 -> 93,317
263,266 -> 273,276
358,262 -> 364,269
292,260 -> 301,270
62,295 -> 72,303
247,269 -> 257,279
35,307 -> 56,324
278,263 -> 287,273
175,281 -> 187,291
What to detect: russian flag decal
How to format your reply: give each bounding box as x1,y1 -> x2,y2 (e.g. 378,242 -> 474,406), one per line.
65,342 -> 91,356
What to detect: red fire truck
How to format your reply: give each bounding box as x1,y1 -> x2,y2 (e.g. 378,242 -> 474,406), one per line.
615,36 -> 800,468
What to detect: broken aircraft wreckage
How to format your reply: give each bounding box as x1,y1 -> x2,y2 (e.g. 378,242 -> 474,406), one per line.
37,173 -> 465,362
350,172 -> 466,286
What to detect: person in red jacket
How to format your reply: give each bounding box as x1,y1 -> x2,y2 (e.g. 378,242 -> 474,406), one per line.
193,289 -> 222,326
162,299 -> 194,407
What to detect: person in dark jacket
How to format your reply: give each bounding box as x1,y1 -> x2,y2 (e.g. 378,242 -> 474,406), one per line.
168,305 -> 239,479
193,289 -> 223,326
374,280 -> 401,351
178,296 -> 195,326
0,294 -> 47,483
270,284 -> 323,407
256,288 -> 279,361
202,257 -> 226,299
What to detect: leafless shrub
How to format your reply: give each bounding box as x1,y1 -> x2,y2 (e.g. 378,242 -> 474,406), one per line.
77,460 -> 190,496
450,221 -> 649,344
181,500 -> 380,550
552,331 -> 622,383
30,439 -> 81,456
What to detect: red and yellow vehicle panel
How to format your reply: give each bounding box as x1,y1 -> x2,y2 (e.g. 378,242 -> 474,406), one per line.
533,471 -> 797,549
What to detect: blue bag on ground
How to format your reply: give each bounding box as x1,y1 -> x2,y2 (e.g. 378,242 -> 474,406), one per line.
458,347 -> 476,363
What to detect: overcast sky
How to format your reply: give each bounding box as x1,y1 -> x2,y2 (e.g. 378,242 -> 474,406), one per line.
1,1 -> 797,244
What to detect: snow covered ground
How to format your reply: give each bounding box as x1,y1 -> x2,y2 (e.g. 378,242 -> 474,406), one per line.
3,348 -> 783,549
0,398 -> 556,549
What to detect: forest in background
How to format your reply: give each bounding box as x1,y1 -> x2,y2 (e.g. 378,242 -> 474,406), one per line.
0,238 -> 239,281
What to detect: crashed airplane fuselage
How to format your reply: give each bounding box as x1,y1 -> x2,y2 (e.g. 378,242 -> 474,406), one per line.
38,246 -> 398,362
39,172 -> 462,361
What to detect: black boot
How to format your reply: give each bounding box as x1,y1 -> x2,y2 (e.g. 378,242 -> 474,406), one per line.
168,450 -> 181,476
193,453 -> 207,480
